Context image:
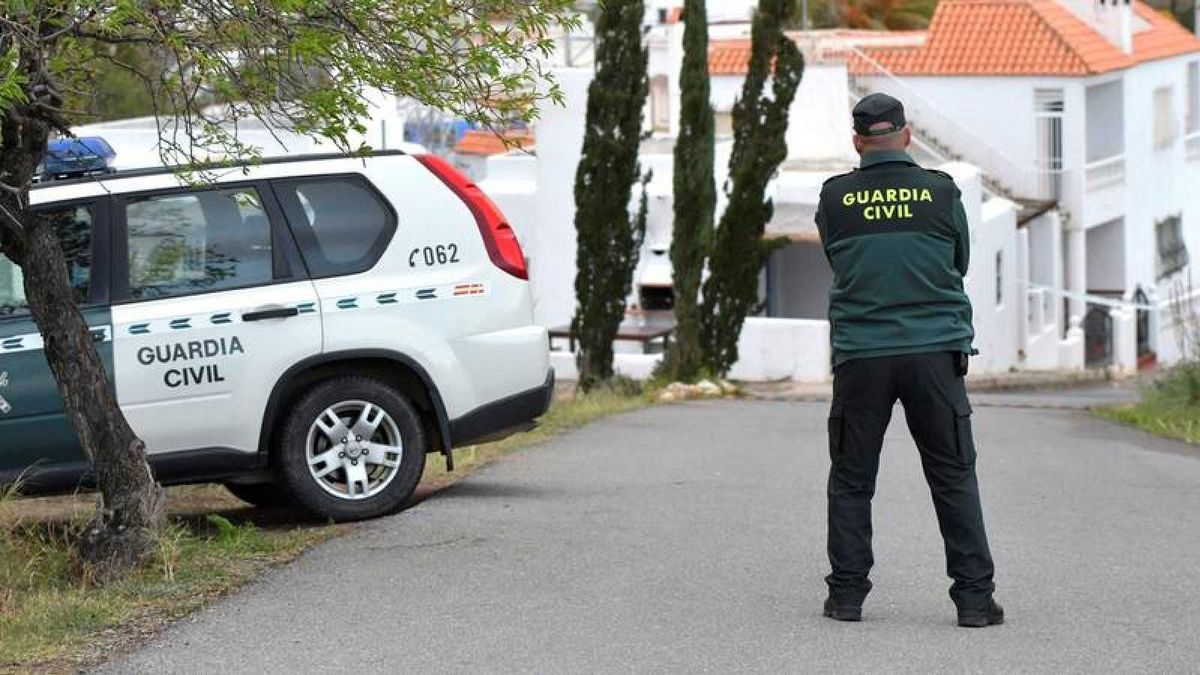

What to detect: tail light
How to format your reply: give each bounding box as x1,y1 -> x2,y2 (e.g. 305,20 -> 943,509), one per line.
416,154 -> 528,280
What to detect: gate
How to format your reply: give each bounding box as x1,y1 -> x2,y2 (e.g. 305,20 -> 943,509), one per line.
1084,303 -> 1114,368
1134,287 -> 1153,359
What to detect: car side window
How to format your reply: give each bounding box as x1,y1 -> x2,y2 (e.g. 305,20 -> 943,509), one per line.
275,176 -> 395,278
0,206 -> 93,317
124,187 -> 274,300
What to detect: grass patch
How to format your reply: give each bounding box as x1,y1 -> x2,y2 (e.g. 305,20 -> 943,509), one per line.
0,386 -> 651,673
0,502 -> 334,673
1097,367 -> 1200,443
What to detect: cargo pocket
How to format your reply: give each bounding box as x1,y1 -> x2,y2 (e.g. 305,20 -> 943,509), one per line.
953,401 -> 977,465
828,404 -> 845,466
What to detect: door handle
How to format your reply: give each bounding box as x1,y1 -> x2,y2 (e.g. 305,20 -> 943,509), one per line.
242,307 -> 300,322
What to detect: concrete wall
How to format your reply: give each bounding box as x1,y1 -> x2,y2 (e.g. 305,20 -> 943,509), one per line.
766,241 -> 832,320
527,68 -> 592,329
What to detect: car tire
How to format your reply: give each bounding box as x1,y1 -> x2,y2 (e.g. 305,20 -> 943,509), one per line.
224,481 -> 293,508
276,375 -> 426,521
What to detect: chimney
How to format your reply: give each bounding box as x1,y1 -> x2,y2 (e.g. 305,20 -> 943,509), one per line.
1096,0 -> 1134,54
1057,0 -> 1133,54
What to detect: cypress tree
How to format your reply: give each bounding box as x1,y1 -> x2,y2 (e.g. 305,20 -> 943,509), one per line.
700,0 -> 805,375
571,0 -> 650,391
660,0 -> 716,382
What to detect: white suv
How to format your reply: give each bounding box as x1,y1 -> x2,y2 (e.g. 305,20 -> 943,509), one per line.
0,151 -> 552,521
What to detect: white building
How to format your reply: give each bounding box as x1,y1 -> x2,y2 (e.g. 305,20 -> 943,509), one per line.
482,15 -> 1051,382
848,0 -> 1200,370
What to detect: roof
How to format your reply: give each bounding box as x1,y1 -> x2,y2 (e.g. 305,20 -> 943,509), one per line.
709,39 -> 753,75
453,129 -> 534,156
708,30 -> 926,75
857,0 -> 1200,77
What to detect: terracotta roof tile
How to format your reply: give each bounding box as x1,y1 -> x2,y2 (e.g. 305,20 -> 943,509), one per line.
857,0 -> 1200,76
453,129 -> 534,156
709,39 -> 753,75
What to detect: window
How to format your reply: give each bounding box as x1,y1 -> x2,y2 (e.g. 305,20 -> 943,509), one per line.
1154,86 -> 1178,149
0,206 -> 92,317
124,187 -> 274,300
276,176 -> 395,278
1035,89 -> 1065,199
1156,214 -> 1188,279
995,250 -> 1004,307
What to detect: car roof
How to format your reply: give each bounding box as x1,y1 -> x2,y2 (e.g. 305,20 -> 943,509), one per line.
29,150 -> 410,205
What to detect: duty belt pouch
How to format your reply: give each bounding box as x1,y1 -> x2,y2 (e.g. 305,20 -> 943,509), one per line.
954,352 -> 970,378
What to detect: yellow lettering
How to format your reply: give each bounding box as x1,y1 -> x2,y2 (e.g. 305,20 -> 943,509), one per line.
886,189 -> 897,202
856,191 -> 869,205
842,192 -> 854,207
902,204 -> 913,217
899,188 -> 912,201
882,205 -> 896,219
920,189 -> 933,202
871,189 -> 884,203
864,206 -> 875,220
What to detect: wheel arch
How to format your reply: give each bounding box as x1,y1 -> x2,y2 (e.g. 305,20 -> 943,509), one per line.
258,349 -> 452,463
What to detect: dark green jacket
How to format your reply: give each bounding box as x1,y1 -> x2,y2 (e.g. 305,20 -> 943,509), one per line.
815,150 -> 974,366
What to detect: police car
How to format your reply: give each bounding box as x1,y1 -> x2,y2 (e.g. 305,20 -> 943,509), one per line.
0,147 -> 553,521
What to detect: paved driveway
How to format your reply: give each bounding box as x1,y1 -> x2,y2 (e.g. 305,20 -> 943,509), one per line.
101,400 -> 1200,673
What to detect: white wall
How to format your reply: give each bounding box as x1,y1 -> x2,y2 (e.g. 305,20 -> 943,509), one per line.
944,163 -> 1023,375
766,241 -> 832,319
1121,55 -> 1200,307
1086,217 -> 1126,292
713,64 -> 857,164
528,68 -> 593,328
1086,79 -> 1125,161
479,154 -> 539,259
857,75 -> 1082,193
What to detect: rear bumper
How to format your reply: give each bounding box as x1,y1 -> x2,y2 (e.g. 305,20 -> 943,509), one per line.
448,368 -> 555,447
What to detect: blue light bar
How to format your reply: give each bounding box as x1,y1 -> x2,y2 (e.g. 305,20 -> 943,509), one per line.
36,137 -> 117,181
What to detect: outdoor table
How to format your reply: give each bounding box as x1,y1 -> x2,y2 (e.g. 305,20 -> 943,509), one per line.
549,320 -> 676,355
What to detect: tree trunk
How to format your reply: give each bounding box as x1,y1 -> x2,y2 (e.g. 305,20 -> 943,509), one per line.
1,107 -> 164,579
662,0 -> 716,383
700,0 -> 805,376
21,215 -> 165,576
571,0 -> 650,392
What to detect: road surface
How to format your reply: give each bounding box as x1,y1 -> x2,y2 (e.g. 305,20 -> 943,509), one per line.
100,399 -> 1200,673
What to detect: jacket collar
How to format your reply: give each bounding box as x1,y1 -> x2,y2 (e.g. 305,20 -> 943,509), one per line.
860,150 -> 916,169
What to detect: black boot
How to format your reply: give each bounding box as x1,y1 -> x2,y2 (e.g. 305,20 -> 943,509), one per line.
957,598 -> 1004,628
823,597 -> 863,622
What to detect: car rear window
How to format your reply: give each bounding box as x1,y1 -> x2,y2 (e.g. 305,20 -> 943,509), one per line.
274,176 -> 395,278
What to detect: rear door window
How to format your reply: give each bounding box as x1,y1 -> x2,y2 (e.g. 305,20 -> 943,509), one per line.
0,205 -> 94,316
274,176 -> 395,278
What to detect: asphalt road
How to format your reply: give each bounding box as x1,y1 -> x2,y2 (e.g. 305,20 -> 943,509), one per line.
100,399 -> 1200,674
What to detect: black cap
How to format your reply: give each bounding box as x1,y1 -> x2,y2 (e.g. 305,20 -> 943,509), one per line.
853,93 -> 906,136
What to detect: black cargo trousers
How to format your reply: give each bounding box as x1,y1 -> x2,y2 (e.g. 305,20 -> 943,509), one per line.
825,351 -> 995,609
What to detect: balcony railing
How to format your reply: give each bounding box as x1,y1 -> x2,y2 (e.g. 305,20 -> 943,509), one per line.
840,46 -> 1064,202
1084,154 -> 1125,192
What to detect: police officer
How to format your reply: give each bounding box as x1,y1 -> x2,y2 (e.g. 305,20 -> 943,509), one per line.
815,93 -> 1003,628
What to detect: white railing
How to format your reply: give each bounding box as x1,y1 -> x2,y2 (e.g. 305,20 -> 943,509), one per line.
838,46 -> 1064,201
1186,131 -> 1200,161
1084,154 -> 1125,191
